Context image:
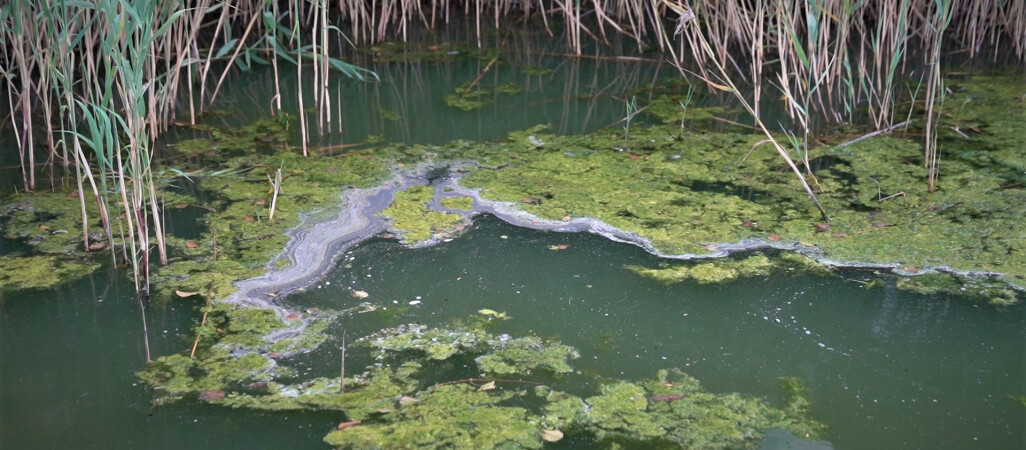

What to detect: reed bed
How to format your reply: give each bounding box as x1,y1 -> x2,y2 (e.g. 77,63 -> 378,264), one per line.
0,0 -> 371,295
1,0 -> 1023,295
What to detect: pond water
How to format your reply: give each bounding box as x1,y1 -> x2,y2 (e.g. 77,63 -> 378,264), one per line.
2,28 -> 1024,450
290,216 -> 1025,449
2,215 -> 1023,449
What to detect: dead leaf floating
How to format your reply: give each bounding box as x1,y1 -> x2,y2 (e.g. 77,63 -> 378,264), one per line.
540,429 -> 564,442
398,395 -> 419,406
352,290 -> 369,299
175,290 -> 200,298
478,381 -> 496,391
336,420 -> 362,430
198,389 -> 225,401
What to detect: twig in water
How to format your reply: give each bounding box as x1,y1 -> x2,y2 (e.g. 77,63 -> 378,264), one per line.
268,162 -> 283,221
461,57 -> 498,99
190,296 -> 211,358
432,377 -> 543,388
339,329 -> 347,393
834,121 -> 910,149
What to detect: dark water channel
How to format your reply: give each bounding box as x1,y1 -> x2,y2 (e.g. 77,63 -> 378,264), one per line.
2,31 -> 1025,449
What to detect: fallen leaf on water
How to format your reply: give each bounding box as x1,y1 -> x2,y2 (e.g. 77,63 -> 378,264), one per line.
548,244 -> 569,250
478,381 -> 496,391
352,290 -> 369,299
540,429 -> 564,442
337,420 -> 362,430
198,389 -> 225,401
398,396 -> 419,406
648,394 -> 688,403
175,290 -> 200,298
88,242 -> 106,251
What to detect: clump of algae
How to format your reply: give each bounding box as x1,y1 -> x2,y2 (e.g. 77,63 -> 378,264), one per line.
0,254 -> 97,291
380,185 -> 467,244
443,81 -> 523,111
627,252 -> 830,285
439,195 -> 474,211
894,272 -> 1020,307
456,75 -> 1026,297
142,308 -> 826,449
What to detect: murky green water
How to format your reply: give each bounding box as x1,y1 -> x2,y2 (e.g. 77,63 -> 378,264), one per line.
2,31 -> 1025,449
291,216 -> 1025,449
2,216 -> 1023,448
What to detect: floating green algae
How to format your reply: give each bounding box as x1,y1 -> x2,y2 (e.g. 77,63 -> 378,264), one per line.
363,322 -> 491,361
0,189 -> 108,256
439,195 -> 474,211
142,309 -> 826,449
443,81 -> 523,111
475,335 -> 579,375
324,384 -> 543,449
894,272 -> 1020,307
627,252 -> 831,285
0,254 -> 97,291
381,185 -> 467,244
361,319 -> 579,375
137,301 -> 356,405
584,370 -> 827,448
455,75 -> 1026,294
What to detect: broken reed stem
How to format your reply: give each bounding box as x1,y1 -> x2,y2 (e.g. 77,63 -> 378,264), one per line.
138,294 -> 152,363
432,378 -> 544,388
189,298 -> 211,358
339,329 -> 347,393
268,164 -> 283,221
461,56 -> 499,99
